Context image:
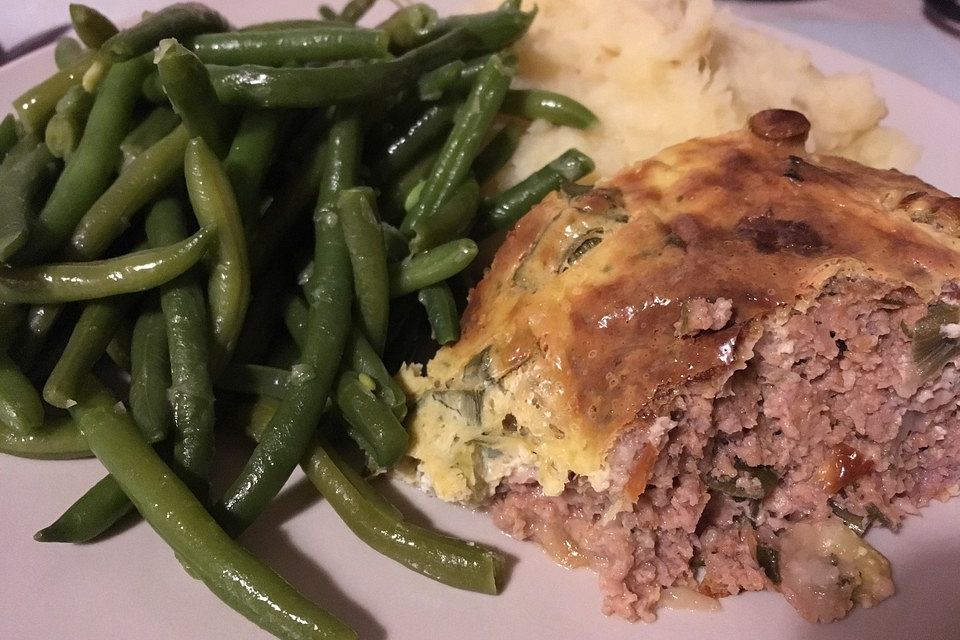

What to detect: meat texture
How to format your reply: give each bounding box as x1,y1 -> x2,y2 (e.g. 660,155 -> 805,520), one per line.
399,110 -> 960,623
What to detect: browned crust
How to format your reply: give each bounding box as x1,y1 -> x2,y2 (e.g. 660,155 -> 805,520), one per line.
431,110 -> 960,465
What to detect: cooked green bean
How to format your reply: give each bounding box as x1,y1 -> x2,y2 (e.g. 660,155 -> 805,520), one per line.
0,303 -> 25,351
185,137 -> 250,372
477,148 -> 595,234
44,85 -> 94,159
214,207 -> 351,537
145,197 -> 215,498
382,148 -> 439,222
68,125 -> 190,260
376,4 -> 437,51
374,103 -> 457,183
0,353 -> 44,433
343,327 -> 406,419
141,71 -> 167,103
34,473 -> 134,543
419,281 -> 460,345
15,56 -> 150,264
418,53 -> 517,100
43,296 -> 133,409
69,3 -> 119,49
99,3 -> 230,62
0,227 -> 212,304
216,363 -> 290,399
239,19 -> 328,32
54,37 -> 85,70
119,106 -> 181,169
9,303 -> 60,368
338,0 -> 377,24
157,40 -> 232,158
389,238 -> 478,297
105,315 -> 133,370
408,177 -> 479,253
501,89 -> 598,129
472,124 -> 520,185
224,109 -> 284,227
0,413 -> 90,459
336,371 -> 408,467
338,188 -> 389,353
417,60 -> 464,101
190,27 -> 390,66
399,55 -> 511,236
129,303 -> 173,443
0,136 -> 57,261
13,52 -> 95,134
381,222 -> 409,262
302,437 -> 500,594
282,293 -> 309,346
428,0 -> 534,52
0,115 -> 19,162
69,377 -> 356,640
208,27 -> 485,108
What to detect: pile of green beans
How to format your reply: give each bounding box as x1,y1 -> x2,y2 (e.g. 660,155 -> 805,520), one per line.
0,1 -> 599,638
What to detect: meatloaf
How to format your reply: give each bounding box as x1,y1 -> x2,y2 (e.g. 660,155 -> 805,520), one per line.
398,109 -> 960,622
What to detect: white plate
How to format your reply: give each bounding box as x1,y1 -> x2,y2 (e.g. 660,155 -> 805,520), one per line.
2,3 -> 960,640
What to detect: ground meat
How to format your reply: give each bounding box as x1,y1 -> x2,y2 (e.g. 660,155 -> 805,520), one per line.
487,276 -> 960,623
675,297 -> 734,336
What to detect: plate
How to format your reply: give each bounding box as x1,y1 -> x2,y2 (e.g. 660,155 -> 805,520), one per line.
1,3 -> 960,639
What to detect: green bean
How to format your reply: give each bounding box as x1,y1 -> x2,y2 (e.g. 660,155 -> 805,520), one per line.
338,0 -> 377,24
343,328 -> 406,419
0,353 -> 44,433
374,103 -> 457,183
239,19 -> 328,32
389,238 -> 478,297
230,265 -> 292,365
141,71 -> 167,103
0,303 -> 25,351
214,207 -> 351,537
0,413 -> 90,459
381,222 -> 409,262
417,60 -> 464,101
129,304 -> 173,444
317,113 -> 360,209
190,27 -> 390,67
216,363 -> 290,399
15,56 -> 150,264
145,197 -> 215,498
477,148 -> 595,234
223,109 -> 284,227
106,313 -> 133,369
471,124 -> 520,185
13,52 -> 95,134
338,187 -> 389,353
318,6 -> 343,22
44,85 -> 94,159
119,106 -> 181,169
0,227 -> 212,304
157,40 -> 232,158
54,37 -> 85,70
282,293 -> 309,346
302,437 -> 501,594
185,137 -> 250,372
68,125 -> 190,260
399,55 -> 511,236
428,0 -> 534,52
408,177 -> 479,253
99,3 -> 230,62
34,473 -> 134,543
208,27 -> 487,108
68,377 -> 356,640
0,136 -> 57,261
0,115 -> 19,162
69,4 -> 119,49
376,4 -> 437,51
43,296 -> 133,409
501,89 -> 598,129
381,148 -> 439,222
419,281 -> 460,345
335,371 -> 408,468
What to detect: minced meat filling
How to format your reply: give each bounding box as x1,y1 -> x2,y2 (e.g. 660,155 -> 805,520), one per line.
487,277 -> 960,623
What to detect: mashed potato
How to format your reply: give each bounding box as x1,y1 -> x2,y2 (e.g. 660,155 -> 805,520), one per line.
478,0 -> 918,187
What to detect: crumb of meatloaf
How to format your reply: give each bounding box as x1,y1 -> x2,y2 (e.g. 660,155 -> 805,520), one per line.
487,276 -> 960,623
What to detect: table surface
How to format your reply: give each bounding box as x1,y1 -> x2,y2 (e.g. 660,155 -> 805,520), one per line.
0,0 -> 958,102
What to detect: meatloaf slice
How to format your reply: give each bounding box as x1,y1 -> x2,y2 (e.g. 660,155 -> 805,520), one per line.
398,110 -> 960,622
